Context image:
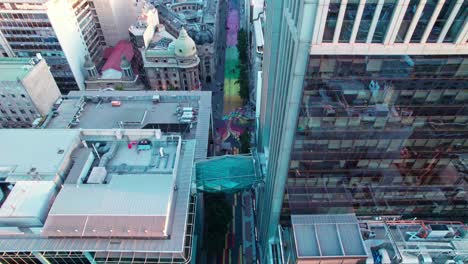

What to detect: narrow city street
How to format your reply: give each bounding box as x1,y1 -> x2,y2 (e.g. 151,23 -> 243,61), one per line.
201,0 -> 257,263
223,193 -> 243,264
205,0 -> 228,121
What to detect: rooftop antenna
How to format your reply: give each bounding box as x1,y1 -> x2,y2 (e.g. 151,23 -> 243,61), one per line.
159,147 -> 165,157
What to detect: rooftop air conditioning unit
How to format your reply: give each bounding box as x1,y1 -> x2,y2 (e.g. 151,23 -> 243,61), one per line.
426,224 -> 454,239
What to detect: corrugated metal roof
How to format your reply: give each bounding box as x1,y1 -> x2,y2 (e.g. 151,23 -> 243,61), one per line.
43,215 -> 167,238
42,139 -> 179,238
291,214 -> 368,259
47,173 -> 172,215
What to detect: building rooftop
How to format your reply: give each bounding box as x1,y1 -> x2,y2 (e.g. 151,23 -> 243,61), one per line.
101,40 -> 134,73
0,181 -> 55,227
44,90 -> 212,160
0,129 -> 197,258
155,4 -> 185,30
148,29 -> 175,50
0,57 -> 39,82
280,215 -> 468,264
128,2 -> 159,37
361,218 -> 468,264
43,134 -> 180,238
291,214 -> 368,260
0,129 -> 79,181
188,25 -> 214,45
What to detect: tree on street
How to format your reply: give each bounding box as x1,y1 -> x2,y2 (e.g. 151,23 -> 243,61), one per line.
203,194 -> 233,253
239,129 -> 251,154
237,29 -> 250,103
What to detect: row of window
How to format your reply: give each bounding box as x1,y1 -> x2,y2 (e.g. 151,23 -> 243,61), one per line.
74,0 -> 89,17
322,0 -> 467,43
171,4 -> 202,13
0,12 -> 48,20
0,115 -> 32,123
0,21 -> 52,28
298,115 -> 467,132
0,107 -> 36,115
0,93 -> 27,98
1,28 -> 50,35
10,43 -> 61,51
293,137 -> 467,152
0,2 -> 45,11
6,36 -> 58,43
282,203 -> 467,218
307,56 -> 467,78
303,87 -> 466,104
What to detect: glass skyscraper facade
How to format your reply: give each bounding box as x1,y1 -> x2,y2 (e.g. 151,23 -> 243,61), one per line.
288,54 -> 467,218
257,0 -> 468,261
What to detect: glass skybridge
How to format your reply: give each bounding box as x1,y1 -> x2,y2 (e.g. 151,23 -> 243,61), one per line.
195,154 -> 260,192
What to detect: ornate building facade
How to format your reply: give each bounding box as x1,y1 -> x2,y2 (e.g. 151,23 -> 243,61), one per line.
129,5 -> 200,91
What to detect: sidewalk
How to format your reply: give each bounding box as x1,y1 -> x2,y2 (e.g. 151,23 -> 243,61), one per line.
241,191 -> 256,263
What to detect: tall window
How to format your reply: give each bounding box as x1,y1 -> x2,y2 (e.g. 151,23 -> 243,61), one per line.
339,1 -> 359,42
443,2 -> 467,43
411,0 -> 437,42
372,0 -> 397,43
395,0 -> 420,43
427,1 -> 457,42
356,1 -> 378,42
323,1 -> 341,42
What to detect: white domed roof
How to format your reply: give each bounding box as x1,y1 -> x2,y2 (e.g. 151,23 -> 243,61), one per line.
173,27 -> 197,57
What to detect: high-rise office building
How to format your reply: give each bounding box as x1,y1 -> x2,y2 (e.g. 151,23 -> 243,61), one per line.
0,0 -> 106,92
92,0 -> 144,47
257,0 -> 468,261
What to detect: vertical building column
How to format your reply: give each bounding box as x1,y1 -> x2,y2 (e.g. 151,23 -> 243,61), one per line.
312,0 -> 330,44
455,18 -> 468,44
421,0 -> 446,43
84,252 -> 98,264
333,0 -> 348,43
33,252 -> 51,264
438,0 -> 464,43
384,0 -> 411,44
0,31 -> 15,57
350,0 -> 367,43
404,0 -> 427,43
366,0 -> 385,43
259,1 -> 318,261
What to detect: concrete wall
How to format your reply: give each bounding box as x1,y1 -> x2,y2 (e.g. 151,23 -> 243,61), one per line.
93,0 -> 145,47
0,81 -> 39,128
145,57 -> 200,90
22,59 -> 61,115
84,77 -> 143,91
197,42 -> 216,84
0,31 -> 14,57
257,0 -> 318,262
46,0 -> 87,91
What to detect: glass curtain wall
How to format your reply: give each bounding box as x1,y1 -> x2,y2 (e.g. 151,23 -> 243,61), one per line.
283,55 -> 468,221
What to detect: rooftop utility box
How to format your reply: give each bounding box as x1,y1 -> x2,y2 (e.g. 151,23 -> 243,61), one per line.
0,181 -> 56,227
